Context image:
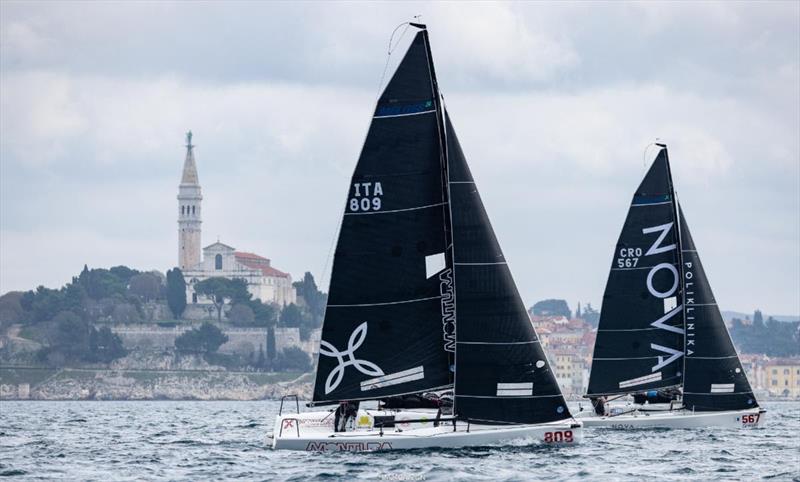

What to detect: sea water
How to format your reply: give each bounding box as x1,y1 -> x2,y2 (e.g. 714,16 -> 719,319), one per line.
1,401 -> 797,481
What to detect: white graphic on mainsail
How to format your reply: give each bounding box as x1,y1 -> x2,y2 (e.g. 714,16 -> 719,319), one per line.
319,322 -> 384,394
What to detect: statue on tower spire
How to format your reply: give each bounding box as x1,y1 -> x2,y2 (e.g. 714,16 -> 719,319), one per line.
186,130 -> 194,151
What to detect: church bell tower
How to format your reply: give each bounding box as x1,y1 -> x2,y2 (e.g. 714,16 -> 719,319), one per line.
178,131 -> 202,270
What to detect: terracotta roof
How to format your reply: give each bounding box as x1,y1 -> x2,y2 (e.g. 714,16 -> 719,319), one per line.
234,251 -> 290,278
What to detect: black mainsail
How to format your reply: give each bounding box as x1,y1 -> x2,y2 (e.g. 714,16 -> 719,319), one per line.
312,27 -> 452,404
587,144 -> 758,411
679,204 -> 758,411
587,147 -> 685,396
446,112 -> 570,423
312,24 -> 573,426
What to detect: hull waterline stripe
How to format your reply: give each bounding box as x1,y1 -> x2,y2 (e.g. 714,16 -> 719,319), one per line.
685,303 -> 717,306
458,340 -> 540,345
344,201 -> 447,216
449,181 -> 475,184
373,109 -> 436,119
327,295 -> 441,308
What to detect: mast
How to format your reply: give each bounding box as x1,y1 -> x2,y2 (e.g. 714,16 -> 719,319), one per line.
660,143 -> 688,389
416,23 -> 460,405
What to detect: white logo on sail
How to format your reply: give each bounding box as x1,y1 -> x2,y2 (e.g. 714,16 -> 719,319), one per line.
319,322 -> 384,394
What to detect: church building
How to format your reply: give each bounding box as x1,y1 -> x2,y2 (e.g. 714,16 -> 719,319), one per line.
176,132 -> 296,307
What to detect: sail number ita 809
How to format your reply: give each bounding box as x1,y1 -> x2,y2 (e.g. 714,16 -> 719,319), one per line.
349,182 -> 384,212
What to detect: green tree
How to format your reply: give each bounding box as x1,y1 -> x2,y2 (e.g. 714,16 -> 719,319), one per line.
293,272 -> 327,326
279,303 -> 304,327
228,303 -> 255,325
194,277 -> 251,322
78,266 -> 132,300
531,299 -> 572,319
267,325 -> 276,365
753,309 -> 765,329
174,322 -> 229,354
128,273 -> 162,301
166,268 -> 187,319
88,326 -> 127,363
251,300 -> 278,327
0,292 -> 25,330
274,346 -> 311,372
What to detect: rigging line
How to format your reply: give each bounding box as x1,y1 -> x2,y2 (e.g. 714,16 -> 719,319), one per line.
642,141 -> 661,173
320,20 -> 412,298
375,22 -> 412,102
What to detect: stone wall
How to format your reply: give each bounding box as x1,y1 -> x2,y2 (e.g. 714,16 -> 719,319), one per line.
110,324 -> 320,357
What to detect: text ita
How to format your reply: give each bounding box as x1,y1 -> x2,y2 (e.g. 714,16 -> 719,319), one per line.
349,181 -> 384,212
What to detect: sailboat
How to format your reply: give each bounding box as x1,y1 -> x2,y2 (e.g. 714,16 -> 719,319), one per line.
271,23 -> 581,451
577,144 -> 766,429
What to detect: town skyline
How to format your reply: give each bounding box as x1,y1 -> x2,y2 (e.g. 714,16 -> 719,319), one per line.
1,2 -> 798,315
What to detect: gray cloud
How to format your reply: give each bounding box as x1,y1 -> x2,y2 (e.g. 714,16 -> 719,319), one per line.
1,1 -> 798,315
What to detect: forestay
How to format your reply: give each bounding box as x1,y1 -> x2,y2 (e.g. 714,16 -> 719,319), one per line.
587,148 -> 685,396
312,28 -> 453,404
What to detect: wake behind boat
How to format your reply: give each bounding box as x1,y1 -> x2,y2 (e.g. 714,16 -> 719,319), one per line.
577,144 -> 765,429
271,23 -> 581,452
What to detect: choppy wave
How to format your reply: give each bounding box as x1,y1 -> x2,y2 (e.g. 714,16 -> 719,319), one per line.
0,401 -> 797,481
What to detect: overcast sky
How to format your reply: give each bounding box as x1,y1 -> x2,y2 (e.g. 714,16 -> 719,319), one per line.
1,1 -> 798,315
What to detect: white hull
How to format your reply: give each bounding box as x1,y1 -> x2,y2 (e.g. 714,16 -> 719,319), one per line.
575,407 -> 766,429
271,409 -> 583,451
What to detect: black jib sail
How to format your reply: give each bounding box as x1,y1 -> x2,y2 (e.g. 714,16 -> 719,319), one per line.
311,27 -> 453,404
679,204 -> 758,411
587,147 -> 685,396
446,112 -> 571,424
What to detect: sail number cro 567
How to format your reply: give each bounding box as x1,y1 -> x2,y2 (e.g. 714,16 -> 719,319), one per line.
543,430 -> 574,443
617,247 -> 642,268
349,182 -> 384,212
